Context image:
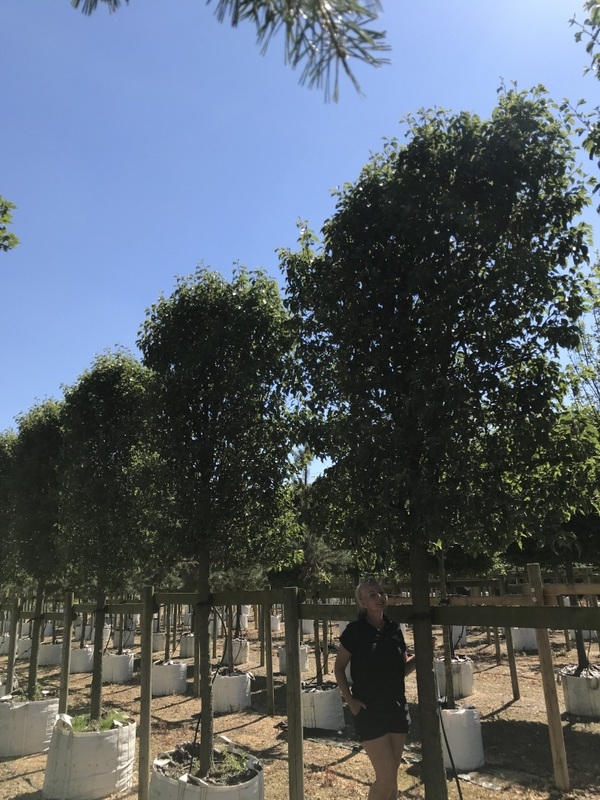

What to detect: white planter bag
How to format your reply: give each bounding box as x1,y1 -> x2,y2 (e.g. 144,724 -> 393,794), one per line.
103,652 -> 134,684
301,619 -> 314,636
153,632 -> 167,653
434,657 -> 474,699
70,646 -> 94,674
152,661 -> 187,697
301,685 -> 345,731
38,643 -> 63,667
149,746 -> 263,800
113,629 -> 135,649
511,627 -> 538,652
43,715 -> 136,800
0,635 -> 10,655
440,706 -> 485,772
270,616 -> 281,633
278,644 -> 308,675
560,666 -> 600,719
0,696 -> 59,756
180,634 -> 195,659
451,626 -> 468,649
73,624 -> 92,642
91,626 -> 111,647
213,673 -> 252,714
17,637 -> 32,660
223,639 -> 250,666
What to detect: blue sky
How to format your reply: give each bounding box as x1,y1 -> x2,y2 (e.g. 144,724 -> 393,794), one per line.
1,0 -> 597,432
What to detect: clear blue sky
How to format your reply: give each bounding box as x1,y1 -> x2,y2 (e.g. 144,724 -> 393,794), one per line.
1,0 -> 596,432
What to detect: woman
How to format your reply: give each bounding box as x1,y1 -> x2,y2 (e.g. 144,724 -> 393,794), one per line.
334,578 -> 415,800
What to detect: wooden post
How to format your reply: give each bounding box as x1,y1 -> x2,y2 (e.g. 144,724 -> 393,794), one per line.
59,592 -> 74,714
263,602 -> 274,716
499,577 -> 519,701
284,587 -> 304,800
527,564 -> 569,792
493,627 -> 501,664
5,597 -> 20,699
139,585 -> 154,800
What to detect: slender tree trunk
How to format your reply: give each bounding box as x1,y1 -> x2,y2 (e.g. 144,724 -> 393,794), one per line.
313,619 -> 323,686
566,559 -> 588,672
410,535 -> 448,800
438,551 -> 456,709
27,580 -> 45,699
198,551 -> 213,777
90,590 -> 106,721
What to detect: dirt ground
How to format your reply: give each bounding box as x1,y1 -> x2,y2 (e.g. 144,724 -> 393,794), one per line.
1,617 -> 600,800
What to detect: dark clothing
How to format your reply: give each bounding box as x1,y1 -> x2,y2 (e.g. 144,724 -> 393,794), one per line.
340,614 -> 410,742
354,700 -> 410,741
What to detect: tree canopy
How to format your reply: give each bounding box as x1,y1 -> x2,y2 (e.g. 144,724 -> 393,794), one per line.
70,0 -> 389,99
0,195 -> 18,253
282,85 -> 594,798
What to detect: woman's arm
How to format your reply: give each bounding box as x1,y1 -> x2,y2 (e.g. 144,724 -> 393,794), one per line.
334,643 -> 365,715
404,650 -> 416,676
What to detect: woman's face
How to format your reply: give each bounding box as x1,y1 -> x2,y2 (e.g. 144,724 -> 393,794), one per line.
360,582 -> 387,613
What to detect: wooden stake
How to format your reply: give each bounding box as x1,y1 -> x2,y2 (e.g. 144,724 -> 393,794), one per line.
527,564 -> 569,792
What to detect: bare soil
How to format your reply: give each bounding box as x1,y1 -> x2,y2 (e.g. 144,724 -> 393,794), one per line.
1,620 -> 600,800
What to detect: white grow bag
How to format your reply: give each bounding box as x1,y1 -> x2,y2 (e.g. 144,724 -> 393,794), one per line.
270,616 -> 281,633
301,619 -> 314,636
17,637 -> 32,660
451,626 -> 468,649
223,639 -> 250,666
0,635 -> 10,655
560,667 -> 600,719
0,696 -> 59,756
70,646 -> 94,674
213,673 -> 252,713
301,685 -> 345,731
149,746 -> 263,800
180,634 -> 195,659
103,652 -> 134,684
153,661 -> 188,697
440,706 -> 485,772
277,644 -> 309,675
435,657 -> 474,699
42,715 -> 136,800
510,627 -> 538,652
113,629 -> 135,649
153,632 -> 167,653
38,643 -> 63,667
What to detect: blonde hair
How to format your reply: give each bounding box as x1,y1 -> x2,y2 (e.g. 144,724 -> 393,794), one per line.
355,577 -> 384,608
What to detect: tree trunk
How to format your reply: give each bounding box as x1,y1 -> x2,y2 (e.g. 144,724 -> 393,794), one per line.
410,535 -> 448,800
27,580 -> 45,699
566,559 -> 588,672
437,552 -> 456,709
313,619 -> 323,686
198,552 -> 213,777
90,590 -> 106,721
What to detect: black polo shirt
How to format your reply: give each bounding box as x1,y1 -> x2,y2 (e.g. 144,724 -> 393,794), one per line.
340,615 -> 407,709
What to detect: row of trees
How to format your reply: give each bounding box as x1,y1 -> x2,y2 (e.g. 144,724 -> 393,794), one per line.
3,87 -> 600,795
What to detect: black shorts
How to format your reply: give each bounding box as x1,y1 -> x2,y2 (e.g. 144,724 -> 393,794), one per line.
353,699 -> 410,742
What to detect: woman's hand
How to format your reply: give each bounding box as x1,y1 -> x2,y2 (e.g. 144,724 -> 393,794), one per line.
347,697 -> 366,716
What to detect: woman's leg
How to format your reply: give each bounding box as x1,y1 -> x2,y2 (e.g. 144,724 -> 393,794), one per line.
361,732 -> 406,800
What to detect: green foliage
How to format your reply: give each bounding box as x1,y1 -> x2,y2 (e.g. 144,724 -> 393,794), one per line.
282,86 -> 593,561
11,401 -> 63,587
70,0 -> 389,100
0,196 -> 18,253
137,267 -> 298,567
71,709 -> 128,731
58,350 -> 155,594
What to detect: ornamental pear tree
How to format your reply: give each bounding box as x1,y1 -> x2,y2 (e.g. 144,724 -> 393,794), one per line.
71,0 -> 389,100
11,400 -> 63,698
282,87 -> 593,799
58,350 -> 154,720
137,267 -> 297,775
